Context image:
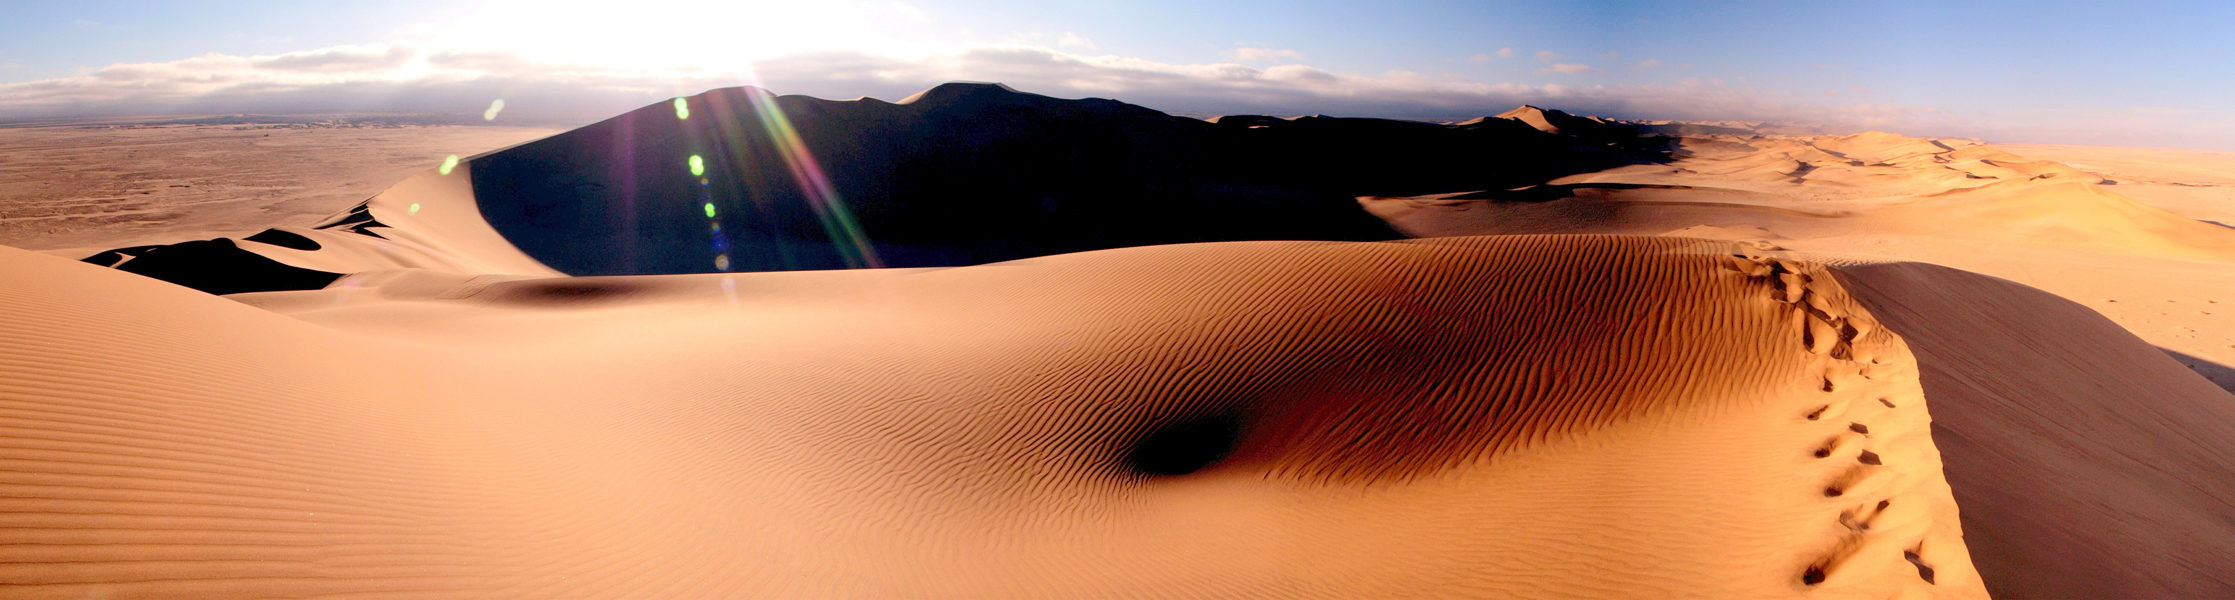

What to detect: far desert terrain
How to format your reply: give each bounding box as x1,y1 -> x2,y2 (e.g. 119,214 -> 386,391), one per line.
0,119 -> 557,253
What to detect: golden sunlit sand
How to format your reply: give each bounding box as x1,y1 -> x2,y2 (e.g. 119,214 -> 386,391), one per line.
2,84 -> 2231,598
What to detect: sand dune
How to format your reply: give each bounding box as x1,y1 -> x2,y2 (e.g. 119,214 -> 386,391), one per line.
1364,126 -> 2235,398
76,83 -> 1672,291
1354,122 -> 2235,597
1994,143 -> 2235,228
1834,262 -> 2235,598
1,235 -> 1982,597
7,83 -> 2234,598
1490,105 -> 1599,136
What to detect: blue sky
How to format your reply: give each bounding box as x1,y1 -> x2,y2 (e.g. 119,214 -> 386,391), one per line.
3,0 -> 2230,148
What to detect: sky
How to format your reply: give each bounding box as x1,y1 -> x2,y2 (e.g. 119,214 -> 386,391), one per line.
1,0 -> 2230,148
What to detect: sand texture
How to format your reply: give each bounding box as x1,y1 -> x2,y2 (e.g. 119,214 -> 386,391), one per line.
1,235 -> 1981,598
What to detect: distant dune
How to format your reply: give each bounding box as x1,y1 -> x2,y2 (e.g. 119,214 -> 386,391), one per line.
3,82 -> 2231,598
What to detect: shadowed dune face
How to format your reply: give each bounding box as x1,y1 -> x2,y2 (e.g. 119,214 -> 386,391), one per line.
72,84 -> 1676,293
0,235 -> 1979,597
461,84 -> 1665,276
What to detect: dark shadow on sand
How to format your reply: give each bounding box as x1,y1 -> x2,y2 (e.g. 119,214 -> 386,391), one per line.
86,238 -> 342,295
2161,347 -> 2235,394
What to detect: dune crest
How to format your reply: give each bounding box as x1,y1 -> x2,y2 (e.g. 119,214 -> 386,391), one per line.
1832,261 -> 2235,598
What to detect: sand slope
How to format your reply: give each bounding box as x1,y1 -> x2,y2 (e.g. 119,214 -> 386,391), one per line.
1362,128 -> 2235,396
1834,262 -> 2235,598
1358,126 -> 2235,597
1994,143 -> 2235,227
0,235 -> 1982,598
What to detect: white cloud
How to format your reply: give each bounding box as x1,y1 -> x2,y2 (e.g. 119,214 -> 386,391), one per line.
1534,50 -> 1562,63
0,44 -> 1898,127
252,44 -> 417,72
1056,32 -> 1095,49
1470,48 -> 1516,63
1631,59 -> 1662,70
1230,46 -> 1305,62
1539,63 -> 1596,75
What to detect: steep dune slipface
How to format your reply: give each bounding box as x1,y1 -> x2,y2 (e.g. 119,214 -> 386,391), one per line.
1833,262 -> 2235,598
0,235 -> 1981,598
77,84 -> 1680,293
456,84 -> 1667,276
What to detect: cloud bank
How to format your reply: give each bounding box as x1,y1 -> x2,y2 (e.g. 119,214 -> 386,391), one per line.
2,40 -> 2229,149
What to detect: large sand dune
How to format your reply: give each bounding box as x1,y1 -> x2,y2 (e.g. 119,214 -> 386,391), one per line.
6,83 -> 2233,597
4,235 -> 1985,597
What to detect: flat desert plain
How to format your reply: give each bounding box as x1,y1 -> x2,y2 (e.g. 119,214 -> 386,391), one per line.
0,121 -> 558,255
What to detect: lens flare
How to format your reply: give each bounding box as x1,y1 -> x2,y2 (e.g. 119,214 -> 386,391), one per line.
408,203 -> 421,215
483,99 -> 506,121
674,97 -> 690,120
691,157 -> 729,271
438,154 -> 460,175
739,89 -> 881,268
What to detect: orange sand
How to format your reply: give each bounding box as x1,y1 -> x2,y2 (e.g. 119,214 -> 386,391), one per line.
0,236 -> 1980,597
